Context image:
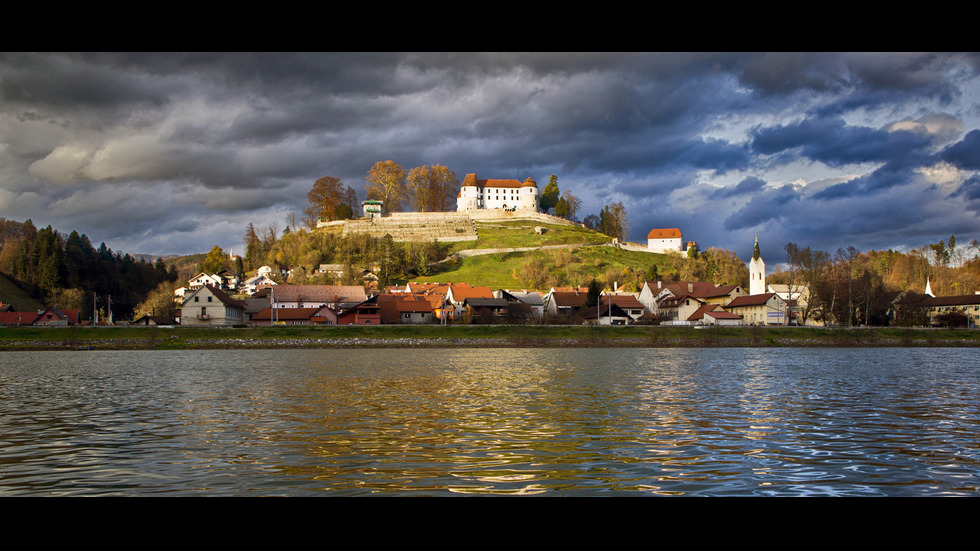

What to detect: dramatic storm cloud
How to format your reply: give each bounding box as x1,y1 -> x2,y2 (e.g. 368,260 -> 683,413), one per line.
1,52 -> 978,263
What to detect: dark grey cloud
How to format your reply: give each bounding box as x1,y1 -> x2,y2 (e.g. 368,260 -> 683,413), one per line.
1,52 -> 978,260
941,129 -> 980,169
751,117 -> 935,167
713,176 -> 767,199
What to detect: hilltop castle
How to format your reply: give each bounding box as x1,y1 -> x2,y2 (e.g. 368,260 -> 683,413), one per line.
456,173 -> 540,212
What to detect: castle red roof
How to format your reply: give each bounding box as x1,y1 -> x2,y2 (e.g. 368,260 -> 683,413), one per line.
647,228 -> 682,239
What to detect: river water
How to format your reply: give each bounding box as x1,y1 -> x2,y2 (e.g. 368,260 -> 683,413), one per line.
0,347 -> 977,496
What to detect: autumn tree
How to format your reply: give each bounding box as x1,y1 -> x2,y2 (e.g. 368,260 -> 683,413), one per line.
598,202 -> 629,241
429,165 -> 459,212
784,242 -> 831,325
560,189 -> 581,221
306,175 -> 346,227
405,164 -> 459,212
406,166 -> 433,212
365,160 -> 407,214
199,245 -> 227,274
132,279 -> 179,319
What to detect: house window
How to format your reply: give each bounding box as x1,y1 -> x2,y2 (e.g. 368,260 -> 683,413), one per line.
194,297 -> 199,302
207,296 -> 212,302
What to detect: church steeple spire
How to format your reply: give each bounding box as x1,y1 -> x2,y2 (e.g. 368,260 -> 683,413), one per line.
749,233 -> 766,295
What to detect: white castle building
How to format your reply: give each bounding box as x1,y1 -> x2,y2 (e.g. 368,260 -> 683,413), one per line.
456,173 -> 540,212
647,228 -> 683,253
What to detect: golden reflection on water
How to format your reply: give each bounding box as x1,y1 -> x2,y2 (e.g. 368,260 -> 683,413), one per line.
2,348 -> 978,496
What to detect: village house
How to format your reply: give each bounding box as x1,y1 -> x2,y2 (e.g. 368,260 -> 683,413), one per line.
32,308 -> 80,326
187,270 -> 241,293
375,293 -> 438,324
494,289 -> 545,321
180,285 -> 245,326
542,288 -> 589,319
687,303 -> 743,326
723,292 -> 788,325
640,280 -> 747,319
444,283 -> 495,320
579,302 -> 633,325
463,297 -> 512,323
242,274 -> 277,295
657,293 -> 708,325
250,306 -> 337,325
0,310 -> 37,326
599,292 -> 648,321
131,314 -> 177,326
337,299 -> 382,325
894,291 -> 980,327
216,269 -> 241,291
394,298 -> 437,324
252,284 -> 367,312
188,272 -> 222,289
767,283 -> 819,326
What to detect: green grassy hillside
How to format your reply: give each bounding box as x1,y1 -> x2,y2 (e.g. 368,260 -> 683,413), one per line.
448,220 -> 612,252
425,235 -> 672,292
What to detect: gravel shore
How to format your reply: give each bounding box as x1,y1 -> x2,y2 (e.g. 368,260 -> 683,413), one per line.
3,335 -> 974,350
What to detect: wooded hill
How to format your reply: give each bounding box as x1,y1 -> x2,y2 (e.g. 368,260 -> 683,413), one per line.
0,218 -> 178,321
224,218 -> 750,293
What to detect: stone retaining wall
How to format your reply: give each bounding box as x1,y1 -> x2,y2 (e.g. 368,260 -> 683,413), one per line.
318,210 -> 581,242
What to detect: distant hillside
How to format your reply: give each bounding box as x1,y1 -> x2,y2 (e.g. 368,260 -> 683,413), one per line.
0,273 -> 45,312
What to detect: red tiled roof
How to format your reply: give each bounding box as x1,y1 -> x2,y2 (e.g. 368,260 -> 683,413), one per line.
725,293 -> 777,308
251,307 -> 333,321
664,281 -> 742,299
647,228 -> 681,239
602,295 -> 645,309
551,292 -> 589,308
448,284 -> 493,301
253,284 -> 366,303
461,173 -> 537,189
395,300 -> 434,313
0,311 -> 38,325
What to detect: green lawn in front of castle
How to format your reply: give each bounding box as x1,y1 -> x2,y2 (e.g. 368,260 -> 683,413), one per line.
447,221 -> 612,253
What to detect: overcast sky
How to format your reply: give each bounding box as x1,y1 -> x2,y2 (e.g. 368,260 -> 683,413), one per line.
2,52 -> 978,265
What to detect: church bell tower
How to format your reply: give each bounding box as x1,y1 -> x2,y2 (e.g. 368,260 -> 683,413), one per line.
749,234 -> 766,295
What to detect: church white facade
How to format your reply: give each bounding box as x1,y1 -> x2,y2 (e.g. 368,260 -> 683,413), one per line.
749,235 -> 766,296
456,173 -> 540,212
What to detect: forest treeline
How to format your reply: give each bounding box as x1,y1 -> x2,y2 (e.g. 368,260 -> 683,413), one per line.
0,218 -> 178,320
768,238 -> 980,326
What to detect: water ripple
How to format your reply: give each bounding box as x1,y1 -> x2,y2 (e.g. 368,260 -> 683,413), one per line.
0,347 -> 978,496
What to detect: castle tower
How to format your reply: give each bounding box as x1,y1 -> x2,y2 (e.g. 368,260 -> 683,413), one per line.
749,234 -> 766,295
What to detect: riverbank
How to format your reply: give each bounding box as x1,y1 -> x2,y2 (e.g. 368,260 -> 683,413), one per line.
1,325 -> 978,350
